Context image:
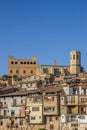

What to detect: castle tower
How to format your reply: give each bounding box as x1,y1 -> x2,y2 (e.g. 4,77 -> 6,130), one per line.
70,51 -> 81,74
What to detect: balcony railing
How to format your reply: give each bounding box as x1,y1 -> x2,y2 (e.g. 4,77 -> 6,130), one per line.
0,104 -> 8,108
7,123 -> 18,128
12,102 -> 25,107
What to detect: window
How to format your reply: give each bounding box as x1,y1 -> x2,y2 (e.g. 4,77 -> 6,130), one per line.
24,62 -> 26,64
71,124 -> 78,127
44,96 -> 54,102
21,99 -> 23,104
79,115 -> 85,119
3,110 -> 7,116
73,55 -> 75,60
44,107 -> 55,112
55,117 -> 58,120
50,124 -> 54,129
11,61 -> 14,64
71,96 -> 75,103
11,110 -> 15,116
31,70 -> 33,74
4,97 -> 6,100
0,119 -> 3,126
16,70 -> 19,74
49,117 -> 53,121
34,62 -> 36,64
20,62 -> 23,64
13,99 -> 16,105
11,120 -> 14,125
20,120 -> 23,125
32,107 -> 39,111
0,102 -> 3,107
27,62 -> 29,64
81,98 -> 87,103
54,68 -> 61,76
10,70 -> 13,73
71,116 -> 77,122
4,102 -> 6,104
30,62 -> 32,64
43,68 -> 48,74
31,116 -> 35,120
23,70 -> 26,74
15,62 -> 18,64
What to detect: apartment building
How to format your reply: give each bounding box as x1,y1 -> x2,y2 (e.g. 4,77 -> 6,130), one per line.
13,75 -> 46,90
25,94 -> 44,130
43,93 -> 60,130
0,84 -> 62,130
2,71 -> 87,130
0,87 -> 27,130
60,85 -> 87,130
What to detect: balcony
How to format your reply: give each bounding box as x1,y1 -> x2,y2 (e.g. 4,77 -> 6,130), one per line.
26,97 -> 42,106
0,104 -> 8,109
67,106 -> 78,114
7,123 -> 18,128
79,107 -> 87,114
66,96 -> 78,106
43,106 -> 58,115
67,116 -> 78,123
12,99 -> 25,107
79,97 -> 87,105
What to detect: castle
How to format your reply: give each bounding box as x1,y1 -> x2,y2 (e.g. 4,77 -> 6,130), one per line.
8,51 -> 82,77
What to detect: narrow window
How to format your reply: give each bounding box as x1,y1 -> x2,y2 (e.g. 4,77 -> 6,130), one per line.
11,61 -> 14,64
15,62 -> 18,64
10,70 -> 13,73
27,62 -> 29,64
20,120 -> 23,125
50,124 -> 54,129
0,119 -> 3,126
23,70 -> 26,74
31,70 -> 33,74
16,70 -> 19,73
20,62 -> 23,64
73,55 -> 75,60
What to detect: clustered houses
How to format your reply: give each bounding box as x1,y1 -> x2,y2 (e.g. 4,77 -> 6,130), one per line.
1,72 -> 87,130
1,50 -> 87,130
0,84 -> 62,130
61,85 -> 87,130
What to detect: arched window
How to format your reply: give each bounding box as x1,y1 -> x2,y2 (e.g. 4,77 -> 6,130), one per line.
73,55 -> 75,60
15,61 -> 18,64
27,62 -> 30,64
11,61 -> 14,64
31,70 -> 33,74
20,62 -> 23,64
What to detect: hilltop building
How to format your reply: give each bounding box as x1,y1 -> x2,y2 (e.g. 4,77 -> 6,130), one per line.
8,51 -> 82,77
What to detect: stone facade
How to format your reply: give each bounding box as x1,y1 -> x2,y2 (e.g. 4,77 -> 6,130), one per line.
8,51 -> 82,78
8,56 -> 37,77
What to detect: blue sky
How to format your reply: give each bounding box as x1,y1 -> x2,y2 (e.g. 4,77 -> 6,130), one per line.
0,0 -> 87,76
